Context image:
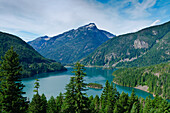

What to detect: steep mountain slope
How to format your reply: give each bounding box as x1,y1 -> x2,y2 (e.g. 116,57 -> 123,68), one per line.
0,31 -> 66,78
80,21 -> 170,67
113,63 -> 170,99
28,23 -> 114,64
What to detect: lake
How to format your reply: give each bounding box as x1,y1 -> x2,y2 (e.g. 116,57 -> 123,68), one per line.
22,67 -> 154,100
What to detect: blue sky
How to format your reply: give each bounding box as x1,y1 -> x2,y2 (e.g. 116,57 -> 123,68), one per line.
0,0 -> 169,41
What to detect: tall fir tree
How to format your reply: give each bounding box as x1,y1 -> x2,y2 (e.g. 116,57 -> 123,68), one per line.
100,80 -> 110,112
56,92 -> 63,113
105,82 -> 115,113
62,77 -> 76,113
29,79 -> 43,113
41,93 -> 47,113
128,89 -> 139,112
93,95 -> 100,112
47,96 -> 57,113
0,47 -> 28,113
72,62 -> 88,113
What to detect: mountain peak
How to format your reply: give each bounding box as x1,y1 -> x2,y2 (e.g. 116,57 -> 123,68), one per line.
86,23 -> 96,28
40,35 -> 51,41
78,23 -> 97,30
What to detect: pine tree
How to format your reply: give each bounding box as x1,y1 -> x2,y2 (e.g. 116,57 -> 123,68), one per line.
115,92 -> 129,113
130,102 -> 138,113
41,93 -> 47,113
128,89 -> 139,112
72,62 -> 88,113
62,77 -> 76,113
105,82 -> 114,113
93,95 -> 100,112
47,96 -> 57,113
56,92 -> 63,113
88,95 -> 96,113
143,97 -> 152,113
0,47 -> 28,113
100,80 -> 110,112
29,79 -> 43,113
29,94 -> 42,113
33,79 -> 40,93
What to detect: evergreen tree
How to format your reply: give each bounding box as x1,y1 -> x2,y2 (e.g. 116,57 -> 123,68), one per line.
72,62 -> 88,113
0,47 -> 28,113
88,95 -> 96,113
128,89 -> 139,112
47,96 -> 57,113
33,79 -> 40,93
29,94 -> 42,113
56,92 -> 63,113
100,80 -> 110,112
29,79 -> 48,113
93,95 -> 100,112
143,97 -> 152,113
115,92 -> 129,113
41,93 -> 47,113
62,77 -> 76,113
130,102 -> 139,113
105,82 -> 114,113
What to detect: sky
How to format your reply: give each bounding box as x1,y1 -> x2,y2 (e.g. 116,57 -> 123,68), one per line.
0,0 -> 169,42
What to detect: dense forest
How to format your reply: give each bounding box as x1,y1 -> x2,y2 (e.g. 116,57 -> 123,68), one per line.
113,63 -> 170,99
0,32 -> 67,78
0,48 -> 169,113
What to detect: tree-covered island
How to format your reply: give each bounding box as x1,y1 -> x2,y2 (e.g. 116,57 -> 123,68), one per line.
87,83 -> 103,89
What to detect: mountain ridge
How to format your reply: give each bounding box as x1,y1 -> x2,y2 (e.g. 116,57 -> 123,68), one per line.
80,21 -> 170,67
28,23 -> 115,64
0,31 -> 66,78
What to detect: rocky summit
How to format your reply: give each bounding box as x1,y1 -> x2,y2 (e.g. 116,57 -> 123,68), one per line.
28,23 -> 115,64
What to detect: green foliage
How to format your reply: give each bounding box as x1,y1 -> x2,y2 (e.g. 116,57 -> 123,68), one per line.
0,47 -> 28,113
87,83 -> 103,89
0,32 -> 67,78
41,94 -> 47,113
1,57 -> 169,113
113,63 -> 170,99
56,92 -> 63,113
72,62 -> 88,113
29,79 -> 48,113
29,94 -> 42,113
81,21 -> 170,68
62,77 -> 76,113
33,79 -> 40,94
47,96 -> 57,113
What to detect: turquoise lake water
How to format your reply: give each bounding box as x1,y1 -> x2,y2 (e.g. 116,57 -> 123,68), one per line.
22,67 -> 156,100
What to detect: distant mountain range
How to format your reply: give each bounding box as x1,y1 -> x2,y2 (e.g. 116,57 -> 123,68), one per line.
0,31 -> 66,78
80,21 -> 170,67
28,23 -> 115,64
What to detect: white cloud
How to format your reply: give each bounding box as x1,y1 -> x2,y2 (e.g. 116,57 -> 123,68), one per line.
150,20 -> 160,26
0,0 -> 168,41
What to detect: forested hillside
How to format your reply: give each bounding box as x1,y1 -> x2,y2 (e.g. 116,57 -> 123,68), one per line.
0,31 -> 66,77
113,63 -> 170,99
28,23 -> 114,64
80,21 -> 170,68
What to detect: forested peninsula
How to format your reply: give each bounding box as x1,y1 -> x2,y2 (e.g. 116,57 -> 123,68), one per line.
113,63 -> 170,99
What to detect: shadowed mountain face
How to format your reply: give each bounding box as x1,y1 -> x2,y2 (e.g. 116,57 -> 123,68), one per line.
28,23 -> 115,64
80,21 -> 170,67
0,32 -> 66,78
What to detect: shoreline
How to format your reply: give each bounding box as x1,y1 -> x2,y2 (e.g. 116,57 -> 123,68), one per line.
112,81 -> 155,97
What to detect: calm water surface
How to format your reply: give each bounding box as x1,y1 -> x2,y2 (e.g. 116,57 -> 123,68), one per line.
22,67 -> 154,100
